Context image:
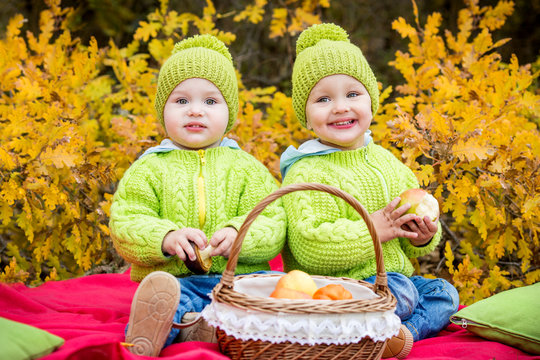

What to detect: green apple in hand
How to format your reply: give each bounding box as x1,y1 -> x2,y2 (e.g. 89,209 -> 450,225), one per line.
399,188 -> 440,221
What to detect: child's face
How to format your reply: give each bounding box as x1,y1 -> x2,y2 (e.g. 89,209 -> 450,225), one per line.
163,78 -> 229,150
305,74 -> 372,150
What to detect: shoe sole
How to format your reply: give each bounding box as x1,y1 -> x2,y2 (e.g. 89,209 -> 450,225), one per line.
125,271 -> 180,356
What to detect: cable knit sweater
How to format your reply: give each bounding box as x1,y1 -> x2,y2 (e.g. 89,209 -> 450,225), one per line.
110,146 -> 286,282
281,142 -> 441,279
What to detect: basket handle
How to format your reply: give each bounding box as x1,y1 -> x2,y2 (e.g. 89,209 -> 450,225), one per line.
221,182 -> 389,292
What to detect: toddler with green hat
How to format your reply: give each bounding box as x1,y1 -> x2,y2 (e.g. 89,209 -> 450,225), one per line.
109,34 -> 286,356
280,23 -> 459,358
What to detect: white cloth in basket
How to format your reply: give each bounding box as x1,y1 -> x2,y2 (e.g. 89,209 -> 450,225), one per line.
202,277 -> 401,346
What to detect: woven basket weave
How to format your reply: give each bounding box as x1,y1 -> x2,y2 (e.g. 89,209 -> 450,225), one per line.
210,183 -> 397,360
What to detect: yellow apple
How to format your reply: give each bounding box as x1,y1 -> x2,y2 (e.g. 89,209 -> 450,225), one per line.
270,287 -> 312,299
399,188 -> 440,221
274,270 -> 318,297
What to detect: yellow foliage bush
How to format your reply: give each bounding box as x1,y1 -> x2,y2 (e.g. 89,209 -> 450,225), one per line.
1,0 -> 537,306
0,0 -> 312,284
373,0 -> 540,303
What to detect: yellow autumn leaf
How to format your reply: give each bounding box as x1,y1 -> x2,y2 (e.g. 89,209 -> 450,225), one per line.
133,21 -> 161,42
479,1 -> 514,30
424,12 -> 442,36
392,17 -> 417,40
270,8 -> 288,38
203,0 -> 216,17
234,1 -> 267,24
453,138 -> 494,162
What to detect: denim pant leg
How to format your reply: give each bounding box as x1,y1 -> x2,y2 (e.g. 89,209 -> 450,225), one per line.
164,274 -> 222,347
402,276 -> 459,342
364,272 -> 419,320
164,270 -> 282,347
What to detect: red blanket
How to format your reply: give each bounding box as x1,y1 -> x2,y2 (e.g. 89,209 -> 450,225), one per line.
1,256 -> 537,360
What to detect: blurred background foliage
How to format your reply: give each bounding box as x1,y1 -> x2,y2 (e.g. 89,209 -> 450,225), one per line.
2,0 -> 538,93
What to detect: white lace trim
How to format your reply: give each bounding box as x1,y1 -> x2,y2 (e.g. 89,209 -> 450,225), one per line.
202,277 -> 401,346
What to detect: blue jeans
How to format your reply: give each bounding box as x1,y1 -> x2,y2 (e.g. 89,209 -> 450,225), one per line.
364,273 -> 459,341
165,270 -> 281,346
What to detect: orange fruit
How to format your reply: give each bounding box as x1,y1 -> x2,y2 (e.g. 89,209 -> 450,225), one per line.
312,284 -> 353,300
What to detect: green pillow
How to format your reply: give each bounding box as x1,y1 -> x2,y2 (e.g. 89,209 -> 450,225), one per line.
0,317 -> 65,360
450,282 -> 540,354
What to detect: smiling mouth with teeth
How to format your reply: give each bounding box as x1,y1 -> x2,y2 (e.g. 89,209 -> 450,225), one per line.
332,120 -> 355,126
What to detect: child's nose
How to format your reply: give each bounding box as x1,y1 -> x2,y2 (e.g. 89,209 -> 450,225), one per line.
332,99 -> 350,113
188,104 -> 204,116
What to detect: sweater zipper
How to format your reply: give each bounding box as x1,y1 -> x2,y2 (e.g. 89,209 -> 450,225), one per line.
364,151 -> 406,270
198,149 -> 206,228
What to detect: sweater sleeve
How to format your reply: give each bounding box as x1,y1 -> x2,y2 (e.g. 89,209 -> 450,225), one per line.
109,158 -> 180,267
223,159 -> 286,264
282,162 -> 377,274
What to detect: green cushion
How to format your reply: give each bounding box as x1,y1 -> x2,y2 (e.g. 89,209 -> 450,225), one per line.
450,282 -> 540,354
0,317 -> 64,360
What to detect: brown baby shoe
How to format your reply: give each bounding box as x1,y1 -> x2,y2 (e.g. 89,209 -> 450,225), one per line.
382,324 -> 414,359
174,312 -> 217,343
125,271 -> 180,357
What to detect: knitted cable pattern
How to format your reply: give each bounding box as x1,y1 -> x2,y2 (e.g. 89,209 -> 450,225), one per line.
281,142 -> 441,280
292,23 -> 379,128
109,147 -> 286,282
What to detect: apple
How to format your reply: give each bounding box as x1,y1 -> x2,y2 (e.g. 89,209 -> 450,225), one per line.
399,188 -> 440,221
270,287 -> 312,299
184,242 -> 213,274
274,270 -> 318,297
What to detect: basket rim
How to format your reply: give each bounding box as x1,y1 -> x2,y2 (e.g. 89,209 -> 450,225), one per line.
212,183 -> 397,315
212,273 -> 397,314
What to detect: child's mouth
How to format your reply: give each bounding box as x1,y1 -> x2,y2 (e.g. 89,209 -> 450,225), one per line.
330,119 -> 356,128
185,122 -> 206,130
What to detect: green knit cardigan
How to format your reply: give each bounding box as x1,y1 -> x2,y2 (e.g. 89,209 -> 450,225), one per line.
281,142 -> 441,279
109,146 -> 286,282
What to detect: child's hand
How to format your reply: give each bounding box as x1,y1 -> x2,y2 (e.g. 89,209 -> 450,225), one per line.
162,228 -> 208,261
371,197 -> 421,243
402,216 -> 438,246
209,227 -> 238,258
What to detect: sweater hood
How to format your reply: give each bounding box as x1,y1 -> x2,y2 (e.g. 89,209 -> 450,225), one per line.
139,137 -> 240,158
279,130 -> 372,178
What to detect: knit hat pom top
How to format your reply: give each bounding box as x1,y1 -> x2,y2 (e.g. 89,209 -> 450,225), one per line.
292,23 -> 379,128
295,23 -> 350,55
155,34 -> 239,132
173,34 -> 233,63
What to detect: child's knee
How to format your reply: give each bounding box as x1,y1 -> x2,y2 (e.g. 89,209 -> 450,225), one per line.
428,278 -> 460,312
440,279 -> 460,311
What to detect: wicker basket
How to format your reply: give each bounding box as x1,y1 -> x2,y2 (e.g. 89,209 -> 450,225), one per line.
207,183 -> 398,360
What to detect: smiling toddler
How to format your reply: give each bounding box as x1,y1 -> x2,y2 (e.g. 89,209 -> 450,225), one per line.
280,23 -> 459,359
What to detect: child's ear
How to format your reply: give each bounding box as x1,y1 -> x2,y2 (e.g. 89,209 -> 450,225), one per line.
306,121 -> 312,130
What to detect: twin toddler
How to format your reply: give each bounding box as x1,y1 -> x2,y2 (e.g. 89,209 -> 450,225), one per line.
109,24 -> 458,359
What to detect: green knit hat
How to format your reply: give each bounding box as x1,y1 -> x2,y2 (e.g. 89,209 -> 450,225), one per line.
292,23 -> 379,128
154,34 -> 239,132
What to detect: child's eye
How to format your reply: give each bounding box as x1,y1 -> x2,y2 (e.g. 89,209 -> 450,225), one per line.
176,98 -> 188,104
205,98 -> 217,105
316,96 -> 330,103
347,92 -> 359,98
